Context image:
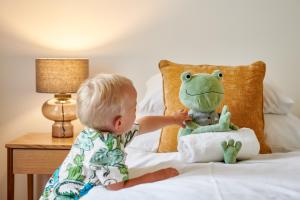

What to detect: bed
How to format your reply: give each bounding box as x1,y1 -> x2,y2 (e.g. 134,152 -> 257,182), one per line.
83,147 -> 300,200
83,120 -> 300,200
83,71 -> 300,200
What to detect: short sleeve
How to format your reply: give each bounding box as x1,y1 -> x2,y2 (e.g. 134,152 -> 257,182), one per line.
89,147 -> 129,186
123,123 -> 140,148
95,165 -> 128,186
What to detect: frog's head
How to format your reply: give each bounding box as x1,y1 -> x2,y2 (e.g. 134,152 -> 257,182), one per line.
179,70 -> 224,112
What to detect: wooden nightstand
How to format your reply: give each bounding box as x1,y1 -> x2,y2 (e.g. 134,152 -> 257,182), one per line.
5,133 -> 75,200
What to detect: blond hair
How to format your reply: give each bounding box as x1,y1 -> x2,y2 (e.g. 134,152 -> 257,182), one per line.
77,74 -> 134,130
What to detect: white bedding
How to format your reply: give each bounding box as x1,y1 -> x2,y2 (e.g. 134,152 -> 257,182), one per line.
82,148 -> 300,200
178,128 -> 260,163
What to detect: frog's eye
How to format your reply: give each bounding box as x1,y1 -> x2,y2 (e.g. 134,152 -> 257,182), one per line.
181,72 -> 192,82
212,70 -> 223,80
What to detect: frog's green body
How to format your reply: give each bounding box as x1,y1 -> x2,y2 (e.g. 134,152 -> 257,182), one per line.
178,70 -> 241,164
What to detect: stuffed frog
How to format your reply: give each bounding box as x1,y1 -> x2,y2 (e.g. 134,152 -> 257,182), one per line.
178,70 -> 242,164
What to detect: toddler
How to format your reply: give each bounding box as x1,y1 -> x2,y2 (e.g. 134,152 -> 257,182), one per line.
40,74 -> 190,199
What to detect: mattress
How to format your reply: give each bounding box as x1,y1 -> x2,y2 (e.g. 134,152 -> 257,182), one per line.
82,148 -> 300,200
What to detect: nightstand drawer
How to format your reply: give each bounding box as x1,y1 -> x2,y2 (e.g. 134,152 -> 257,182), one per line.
13,149 -> 69,174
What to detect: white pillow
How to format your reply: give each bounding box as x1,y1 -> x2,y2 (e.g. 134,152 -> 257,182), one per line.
265,113 -> 300,152
137,73 -> 164,116
126,130 -> 160,152
137,73 -> 295,115
263,83 -> 294,114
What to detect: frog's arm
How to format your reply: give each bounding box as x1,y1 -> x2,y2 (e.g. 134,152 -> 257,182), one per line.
185,120 -> 200,130
192,122 -> 238,134
220,106 -> 238,130
192,123 -> 229,134
179,120 -> 200,136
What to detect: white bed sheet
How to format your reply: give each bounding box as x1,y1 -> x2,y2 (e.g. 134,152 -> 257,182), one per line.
82,148 -> 300,200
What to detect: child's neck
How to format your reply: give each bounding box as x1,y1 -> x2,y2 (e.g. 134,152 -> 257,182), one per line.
97,127 -> 115,133
99,128 -> 114,133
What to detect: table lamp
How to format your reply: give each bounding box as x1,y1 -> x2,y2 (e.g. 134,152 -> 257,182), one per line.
36,58 -> 89,138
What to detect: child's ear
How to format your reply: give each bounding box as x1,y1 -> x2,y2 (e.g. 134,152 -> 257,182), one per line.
113,115 -> 123,131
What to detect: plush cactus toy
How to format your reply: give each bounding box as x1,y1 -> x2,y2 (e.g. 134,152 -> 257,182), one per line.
178,70 -> 242,164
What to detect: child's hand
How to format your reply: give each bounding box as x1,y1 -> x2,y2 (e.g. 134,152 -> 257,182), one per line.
171,109 -> 191,128
156,167 -> 179,178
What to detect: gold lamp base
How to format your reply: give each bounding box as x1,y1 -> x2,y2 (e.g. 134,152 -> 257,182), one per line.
52,121 -> 74,138
42,93 -> 77,138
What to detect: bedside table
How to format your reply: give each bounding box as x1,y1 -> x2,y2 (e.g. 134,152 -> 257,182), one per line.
5,133 -> 75,200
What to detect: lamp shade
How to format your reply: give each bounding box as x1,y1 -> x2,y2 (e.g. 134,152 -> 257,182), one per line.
36,58 -> 89,93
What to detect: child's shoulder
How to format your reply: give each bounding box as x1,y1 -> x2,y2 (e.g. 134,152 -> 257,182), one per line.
73,128 -> 110,151
76,128 -> 102,141
76,128 -> 121,143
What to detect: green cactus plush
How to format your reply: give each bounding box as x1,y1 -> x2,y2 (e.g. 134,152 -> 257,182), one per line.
178,70 -> 241,164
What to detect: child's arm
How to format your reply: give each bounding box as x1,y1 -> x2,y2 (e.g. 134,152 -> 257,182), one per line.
105,167 -> 179,191
136,110 -> 191,134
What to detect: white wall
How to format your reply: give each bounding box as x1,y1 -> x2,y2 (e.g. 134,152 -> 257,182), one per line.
1,0 -> 299,199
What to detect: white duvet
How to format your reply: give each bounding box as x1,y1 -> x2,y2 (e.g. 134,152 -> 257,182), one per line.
82,148 -> 300,200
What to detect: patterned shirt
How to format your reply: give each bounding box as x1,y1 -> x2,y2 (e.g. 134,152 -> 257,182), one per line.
40,124 -> 140,200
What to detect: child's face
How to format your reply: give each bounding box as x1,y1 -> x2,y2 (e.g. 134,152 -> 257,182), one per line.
115,85 -> 137,135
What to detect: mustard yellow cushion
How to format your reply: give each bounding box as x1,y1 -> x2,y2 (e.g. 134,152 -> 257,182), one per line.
158,60 -> 271,154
